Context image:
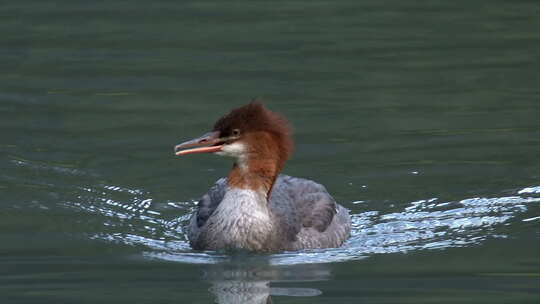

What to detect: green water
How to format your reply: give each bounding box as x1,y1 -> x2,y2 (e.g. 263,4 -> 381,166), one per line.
2,1 -> 540,303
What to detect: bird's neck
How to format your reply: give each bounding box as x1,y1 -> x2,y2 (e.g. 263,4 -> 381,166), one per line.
227,156 -> 282,198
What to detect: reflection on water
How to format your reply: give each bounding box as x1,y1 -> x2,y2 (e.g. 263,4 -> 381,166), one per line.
202,262 -> 326,303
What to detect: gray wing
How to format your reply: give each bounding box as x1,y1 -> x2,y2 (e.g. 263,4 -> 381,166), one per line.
194,178 -> 227,227
269,175 -> 338,242
192,175 -> 337,231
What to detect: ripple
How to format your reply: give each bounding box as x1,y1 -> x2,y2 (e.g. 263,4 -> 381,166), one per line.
9,140 -> 540,265
65,182 -> 540,265
10,157 -> 93,177
518,186 -> 540,194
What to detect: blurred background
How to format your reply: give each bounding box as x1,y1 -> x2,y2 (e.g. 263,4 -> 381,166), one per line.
2,1 -> 540,303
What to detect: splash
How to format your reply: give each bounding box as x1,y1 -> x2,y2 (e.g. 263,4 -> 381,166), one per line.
66,180 -> 540,265
10,156 -> 540,264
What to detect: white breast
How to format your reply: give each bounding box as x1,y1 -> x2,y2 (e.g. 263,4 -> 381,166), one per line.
205,188 -> 274,251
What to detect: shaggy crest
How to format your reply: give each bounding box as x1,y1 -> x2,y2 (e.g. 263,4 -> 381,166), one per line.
213,101 -> 294,167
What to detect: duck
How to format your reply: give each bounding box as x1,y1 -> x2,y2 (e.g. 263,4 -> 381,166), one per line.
174,101 -> 351,252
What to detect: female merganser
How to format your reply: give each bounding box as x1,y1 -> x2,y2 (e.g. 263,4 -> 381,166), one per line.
175,102 -> 351,252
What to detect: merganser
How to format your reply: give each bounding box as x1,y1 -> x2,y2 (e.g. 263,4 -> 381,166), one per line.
174,101 -> 351,252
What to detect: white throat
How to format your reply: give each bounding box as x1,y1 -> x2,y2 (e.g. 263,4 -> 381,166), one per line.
216,141 -> 249,171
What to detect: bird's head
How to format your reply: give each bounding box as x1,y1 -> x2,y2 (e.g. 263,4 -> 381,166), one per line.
175,101 -> 293,177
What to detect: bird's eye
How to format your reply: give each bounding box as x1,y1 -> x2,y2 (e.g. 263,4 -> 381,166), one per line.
232,129 -> 241,137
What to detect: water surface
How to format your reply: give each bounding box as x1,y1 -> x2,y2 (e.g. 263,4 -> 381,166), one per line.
2,0 -> 540,303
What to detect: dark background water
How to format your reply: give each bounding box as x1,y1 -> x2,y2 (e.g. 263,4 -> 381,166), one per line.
2,1 -> 540,303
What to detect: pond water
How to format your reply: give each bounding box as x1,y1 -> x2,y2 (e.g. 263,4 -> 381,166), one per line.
2,0 -> 540,303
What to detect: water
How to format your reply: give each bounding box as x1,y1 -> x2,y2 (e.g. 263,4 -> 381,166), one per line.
2,0 -> 540,303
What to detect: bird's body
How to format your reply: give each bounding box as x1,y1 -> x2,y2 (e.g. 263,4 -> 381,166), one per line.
175,102 -> 351,252
188,175 -> 350,252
